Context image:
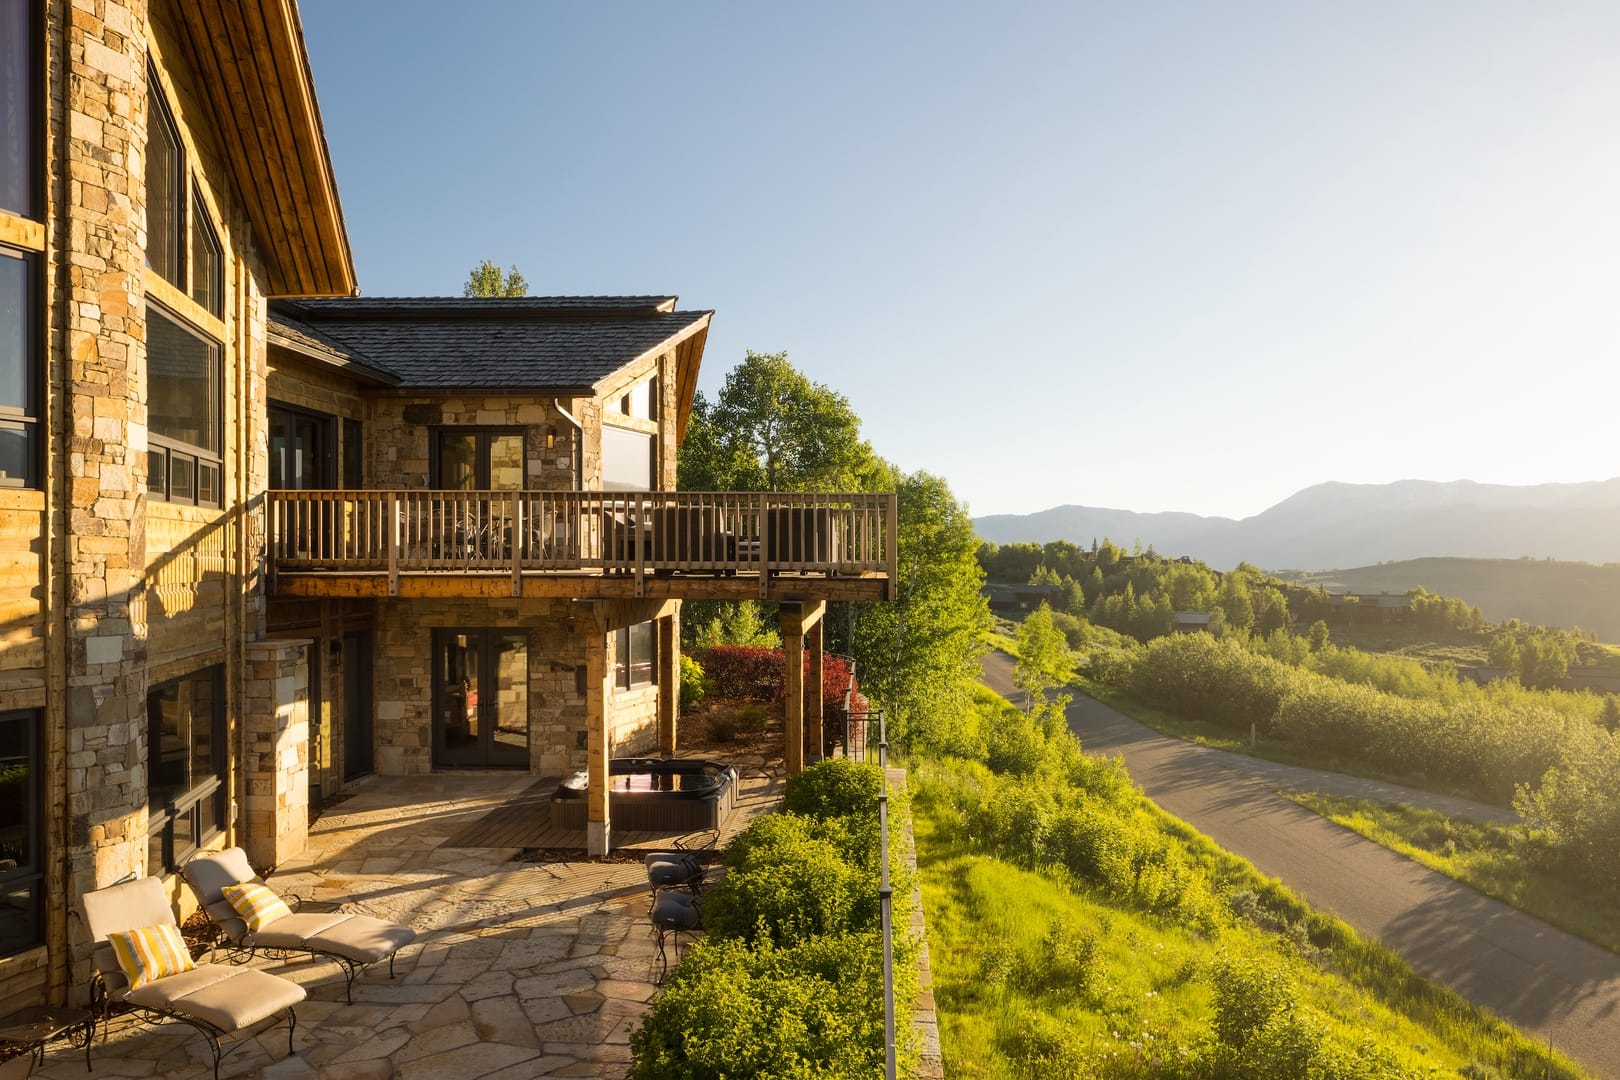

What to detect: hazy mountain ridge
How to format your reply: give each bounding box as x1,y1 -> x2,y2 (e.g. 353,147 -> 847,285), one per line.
973,479 -> 1620,569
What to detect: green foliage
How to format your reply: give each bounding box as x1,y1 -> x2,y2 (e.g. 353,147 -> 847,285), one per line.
853,470 -> 990,751
1014,603 -> 1074,735
462,259 -> 527,297
683,599 -> 781,650
782,758 -> 883,820
631,758 -> 916,1077
1516,733 -> 1620,890
1307,619 -> 1331,652
678,653 -> 709,709
677,351 -> 882,492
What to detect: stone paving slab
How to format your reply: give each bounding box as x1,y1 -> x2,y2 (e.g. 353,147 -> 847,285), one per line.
32,769 -> 784,1079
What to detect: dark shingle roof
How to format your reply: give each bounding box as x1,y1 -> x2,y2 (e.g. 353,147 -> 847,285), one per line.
269,297 -> 711,391
268,310 -> 400,385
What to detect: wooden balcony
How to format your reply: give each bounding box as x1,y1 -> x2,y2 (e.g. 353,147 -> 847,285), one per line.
265,490 -> 897,602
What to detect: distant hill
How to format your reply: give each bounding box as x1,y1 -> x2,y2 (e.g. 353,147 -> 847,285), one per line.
974,478 -> 1620,571
1276,558 -> 1620,640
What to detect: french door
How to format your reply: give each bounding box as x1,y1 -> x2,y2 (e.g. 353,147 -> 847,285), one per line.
432,629 -> 529,768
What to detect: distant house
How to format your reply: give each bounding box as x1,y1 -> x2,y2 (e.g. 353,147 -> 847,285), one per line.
1326,592 -> 1413,624
1173,611 -> 1214,633
984,583 -> 1067,614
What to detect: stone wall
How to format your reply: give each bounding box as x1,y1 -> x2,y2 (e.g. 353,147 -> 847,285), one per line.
243,639 -> 310,867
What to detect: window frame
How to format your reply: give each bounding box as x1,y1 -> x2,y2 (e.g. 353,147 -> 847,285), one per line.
601,423 -> 654,493
144,64 -> 186,287
614,621 -> 657,692
0,0 -> 42,222
0,244 -> 38,487
429,426 -> 527,490
188,182 -> 223,318
0,709 -> 42,958
145,301 -> 223,508
145,666 -> 228,874
268,401 -> 338,491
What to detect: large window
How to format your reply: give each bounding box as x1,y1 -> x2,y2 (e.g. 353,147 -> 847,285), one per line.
0,247 -> 36,485
0,710 -> 41,958
147,667 -> 227,873
147,306 -> 222,506
615,621 -> 656,691
0,0 -> 37,220
145,69 -> 185,285
432,629 -> 528,768
189,185 -> 222,317
602,425 -> 653,492
269,402 -> 335,490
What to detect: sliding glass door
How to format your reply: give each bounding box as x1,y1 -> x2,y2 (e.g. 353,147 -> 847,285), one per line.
432,629 -> 528,768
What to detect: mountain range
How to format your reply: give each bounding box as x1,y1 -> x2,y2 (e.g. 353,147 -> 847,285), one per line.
973,478 -> 1620,570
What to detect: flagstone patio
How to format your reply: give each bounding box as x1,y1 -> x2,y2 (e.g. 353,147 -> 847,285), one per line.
29,764 -> 785,1079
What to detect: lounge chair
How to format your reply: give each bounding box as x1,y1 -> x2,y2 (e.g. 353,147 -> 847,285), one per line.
643,851 -> 708,901
81,877 -> 304,1080
649,891 -> 703,983
180,847 -> 415,1004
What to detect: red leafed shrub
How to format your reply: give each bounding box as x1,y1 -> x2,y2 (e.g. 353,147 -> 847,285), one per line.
696,646 -> 785,702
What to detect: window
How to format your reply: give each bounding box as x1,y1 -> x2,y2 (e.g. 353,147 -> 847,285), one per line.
0,710 -> 41,957
0,0 -> 38,220
431,428 -> 524,490
342,418 -> 363,488
146,667 -> 226,873
615,621 -> 656,690
620,377 -> 655,420
147,306 -> 221,506
145,70 -> 185,285
432,629 -> 528,767
602,425 -> 653,492
269,402 -> 335,489
0,247 -> 36,485
189,185 -> 222,317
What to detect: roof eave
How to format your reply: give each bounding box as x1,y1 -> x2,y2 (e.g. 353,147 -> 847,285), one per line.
168,0 -> 356,297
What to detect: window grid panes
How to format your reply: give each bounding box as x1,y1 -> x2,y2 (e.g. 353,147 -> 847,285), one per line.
0,710 -> 42,958
189,186 -> 222,317
147,305 -> 221,506
146,667 -> 226,873
145,70 -> 184,285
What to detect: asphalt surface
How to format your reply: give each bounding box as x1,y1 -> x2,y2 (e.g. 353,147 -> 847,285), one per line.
982,652 -> 1620,1077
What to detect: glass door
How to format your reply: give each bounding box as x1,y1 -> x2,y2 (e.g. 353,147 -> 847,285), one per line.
433,629 -> 528,768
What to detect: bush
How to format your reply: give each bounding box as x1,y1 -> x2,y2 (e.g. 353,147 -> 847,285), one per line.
697,645 -> 784,701
1517,733 -> 1620,889
678,653 -> 709,709
783,759 -> 883,820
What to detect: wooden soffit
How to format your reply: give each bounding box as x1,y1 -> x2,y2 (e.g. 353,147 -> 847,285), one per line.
167,0 -> 356,297
673,317 -> 711,443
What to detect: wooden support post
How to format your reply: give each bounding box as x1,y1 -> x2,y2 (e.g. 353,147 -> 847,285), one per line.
779,603 -> 805,775
582,608 -> 612,856
807,614 -> 824,764
658,610 -> 679,755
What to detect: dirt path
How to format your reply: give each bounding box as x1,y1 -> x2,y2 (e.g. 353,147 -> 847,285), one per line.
981,652 -> 1620,1077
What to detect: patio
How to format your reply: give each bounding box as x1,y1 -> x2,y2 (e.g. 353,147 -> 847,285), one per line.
29,766 -> 784,1079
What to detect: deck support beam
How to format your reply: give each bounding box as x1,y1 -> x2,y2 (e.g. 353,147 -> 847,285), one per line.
658,607 -> 679,755
581,607 -> 612,856
778,600 -> 826,776
807,615 -> 824,764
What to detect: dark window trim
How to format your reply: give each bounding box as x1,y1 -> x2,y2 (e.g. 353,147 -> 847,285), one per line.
145,666 -> 227,874
188,182 -> 223,318
0,709 -> 43,958
430,627 -> 530,768
144,63 -> 185,286
0,244 -> 39,487
268,400 -> 339,490
1,0 -> 43,221
429,426 -> 527,489
614,621 -> 657,692
342,417 -> 363,488
146,301 -> 222,507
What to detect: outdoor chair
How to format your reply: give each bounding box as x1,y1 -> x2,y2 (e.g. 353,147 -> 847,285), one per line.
649,890 -> 703,983
180,847 -> 416,1005
643,851 -> 708,902
80,877 -> 304,1080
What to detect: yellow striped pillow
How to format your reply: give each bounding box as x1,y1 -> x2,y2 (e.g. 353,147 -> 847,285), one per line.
108,923 -> 195,989
221,881 -> 293,932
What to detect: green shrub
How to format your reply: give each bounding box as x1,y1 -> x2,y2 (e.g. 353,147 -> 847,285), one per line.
782,759 -> 883,820
1516,733 -> 1620,889
736,703 -> 771,734
679,653 -> 709,709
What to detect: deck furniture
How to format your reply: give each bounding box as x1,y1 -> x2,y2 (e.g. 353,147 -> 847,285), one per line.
643,852 -> 708,901
81,877 -> 304,1080
180,847 -> 416,1005
0,1005 -> 94,1075
649,890 -> 703,983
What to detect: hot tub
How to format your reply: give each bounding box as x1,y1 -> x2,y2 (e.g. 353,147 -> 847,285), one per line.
550,758 -> 739,834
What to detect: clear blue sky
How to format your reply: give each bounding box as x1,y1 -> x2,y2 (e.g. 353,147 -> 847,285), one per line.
300,2 -> 1620,520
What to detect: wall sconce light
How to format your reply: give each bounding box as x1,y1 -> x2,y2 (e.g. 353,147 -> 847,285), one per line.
546,432 -> 556,449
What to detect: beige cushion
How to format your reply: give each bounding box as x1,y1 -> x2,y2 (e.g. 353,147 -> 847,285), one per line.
83,878 -> 177,943
107,924 -> 195,989
126,966 -> 304,1031
250,911 -> 353,950
305,915 -> 416,964
183,848 -> 259,906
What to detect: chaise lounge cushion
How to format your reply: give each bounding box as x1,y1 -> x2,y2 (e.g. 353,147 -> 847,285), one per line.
249,911 -> 413,964
124,965 -> 306,1031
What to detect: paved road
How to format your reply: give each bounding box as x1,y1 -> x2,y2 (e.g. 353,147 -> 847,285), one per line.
982,652 -> 1620,1077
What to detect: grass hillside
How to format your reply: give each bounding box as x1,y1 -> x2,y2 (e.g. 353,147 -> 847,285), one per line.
1277,557 -> 1620,639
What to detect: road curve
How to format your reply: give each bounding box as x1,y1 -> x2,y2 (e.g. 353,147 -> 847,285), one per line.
981,652 -> 1620,1077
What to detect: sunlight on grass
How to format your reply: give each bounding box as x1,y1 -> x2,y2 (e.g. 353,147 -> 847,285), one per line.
1288,792 -> 1620,956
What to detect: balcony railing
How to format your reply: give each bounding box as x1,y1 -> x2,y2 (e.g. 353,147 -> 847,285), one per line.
266,489 -> 897,599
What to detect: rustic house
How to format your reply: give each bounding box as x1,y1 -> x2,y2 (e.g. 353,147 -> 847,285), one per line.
0,0 -> 894,1015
